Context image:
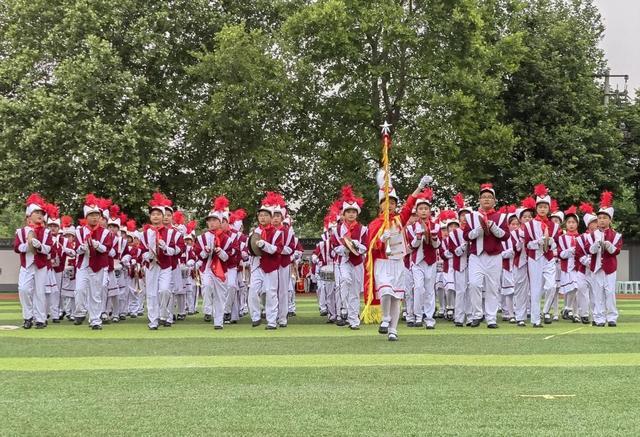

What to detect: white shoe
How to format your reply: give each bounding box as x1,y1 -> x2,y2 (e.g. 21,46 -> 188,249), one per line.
388,333 -> 398,341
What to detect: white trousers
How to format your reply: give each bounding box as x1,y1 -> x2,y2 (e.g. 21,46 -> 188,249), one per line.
202,270 -> 228,327
513,265 -> 529,322
317,276 -> 327,312
288,276 -> 296,313
322,279 -> 339,321
248,266 -> 278,327
381,294 -> 401,335
453,269 -> 468,324
276,266 -> 290,325
145,265 -> 171,328
575,271 -> 591,318
46,271 -> 63,319
468,253 -> 502,324
527,256 -> 556,325
411,260 -> 436,326
74,267 -> 106,326
404,267 -> 414,321
337,262 -> 363,328
224,268 -> 240,321
18,265 -> 48,323
591,270 -> 617,324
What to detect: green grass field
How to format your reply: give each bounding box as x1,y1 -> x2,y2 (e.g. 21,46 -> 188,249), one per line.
1,295 -> 639,436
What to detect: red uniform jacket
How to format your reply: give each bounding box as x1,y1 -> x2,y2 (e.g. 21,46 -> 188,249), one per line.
523,217 -> 560,261
406,218 -> 440,266
329,221 -> 368,266
251,225 -> 284,274
367,194 -> 417,261
75,225 -> 113,273
586,228 -> 623,275
278,224 -> 297,268
195,229 -> 230,279
14,225 -> 53,269
463,209 -> 510,256
171,228 -> 186,270
140,225 -> 175,270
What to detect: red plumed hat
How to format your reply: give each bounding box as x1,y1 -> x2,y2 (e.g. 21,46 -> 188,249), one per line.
126,219 -> 137,232
564,205 -> 578,219
340,185 -> 364,213
479,183 -> 495,196
598,191 -> 614,218
44,203 -> 59,220
233,208 -> 247,221
61,215 -> 73,228
186,220 -> 198,234
415,187 -> 433,207
148,192 -> 170,213
579,202 -> 594,214
173,210 -> 185,225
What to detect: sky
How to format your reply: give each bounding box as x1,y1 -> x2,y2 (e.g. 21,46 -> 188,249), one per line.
594,0 -> 640,96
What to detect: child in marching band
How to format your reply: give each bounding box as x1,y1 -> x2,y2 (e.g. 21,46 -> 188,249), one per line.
557,206 -> 580,323
523,185 -> 561,328
500,207 -> 519,324
370,171 -> 433,340
587,192 -> 622,327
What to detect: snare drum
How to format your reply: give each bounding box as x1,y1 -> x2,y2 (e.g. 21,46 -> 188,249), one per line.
319,265 -> 335,282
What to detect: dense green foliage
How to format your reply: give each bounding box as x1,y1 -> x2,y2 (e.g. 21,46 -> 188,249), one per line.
1,0 -> 637,236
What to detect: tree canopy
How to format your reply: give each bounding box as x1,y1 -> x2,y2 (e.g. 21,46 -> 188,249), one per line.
0,0 -> 637,237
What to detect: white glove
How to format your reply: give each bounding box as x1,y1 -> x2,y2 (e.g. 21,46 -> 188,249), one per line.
418,175 -> 433,189
131,259 -> 137,266
143,252 -> 154,262
381,230 -> 392,242
92,240 -> 100,249
158,239 -> 167,249
311,254 -> 319,264
63,248 -> 75,256
580,255 -> 590,267
604,241 -> 612,251
256,240 -> 265,248
31,239 -> 42,249
454,244 -> 467,257
282,246 -> 293,256
186,259 -> 195,267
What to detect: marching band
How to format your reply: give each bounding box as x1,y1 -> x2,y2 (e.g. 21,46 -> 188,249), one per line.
13,177 -> 623,338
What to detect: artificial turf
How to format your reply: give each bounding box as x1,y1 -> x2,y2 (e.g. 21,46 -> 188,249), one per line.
1,295 -> 638,436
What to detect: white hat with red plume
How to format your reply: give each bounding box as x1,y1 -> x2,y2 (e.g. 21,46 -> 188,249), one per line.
44,203 -> 60,226
207,196 -> 230,221
580,202 -> 596,227
453,192 -> 473,215
148,192 -> 172,215
479,183 -> 495,197
83,194 -> 102,217
340,185 -> 364,213
25,193 -> 46,217
376,169 -> 398,203
598,191 -> 614,218
534,184 -> 551,205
